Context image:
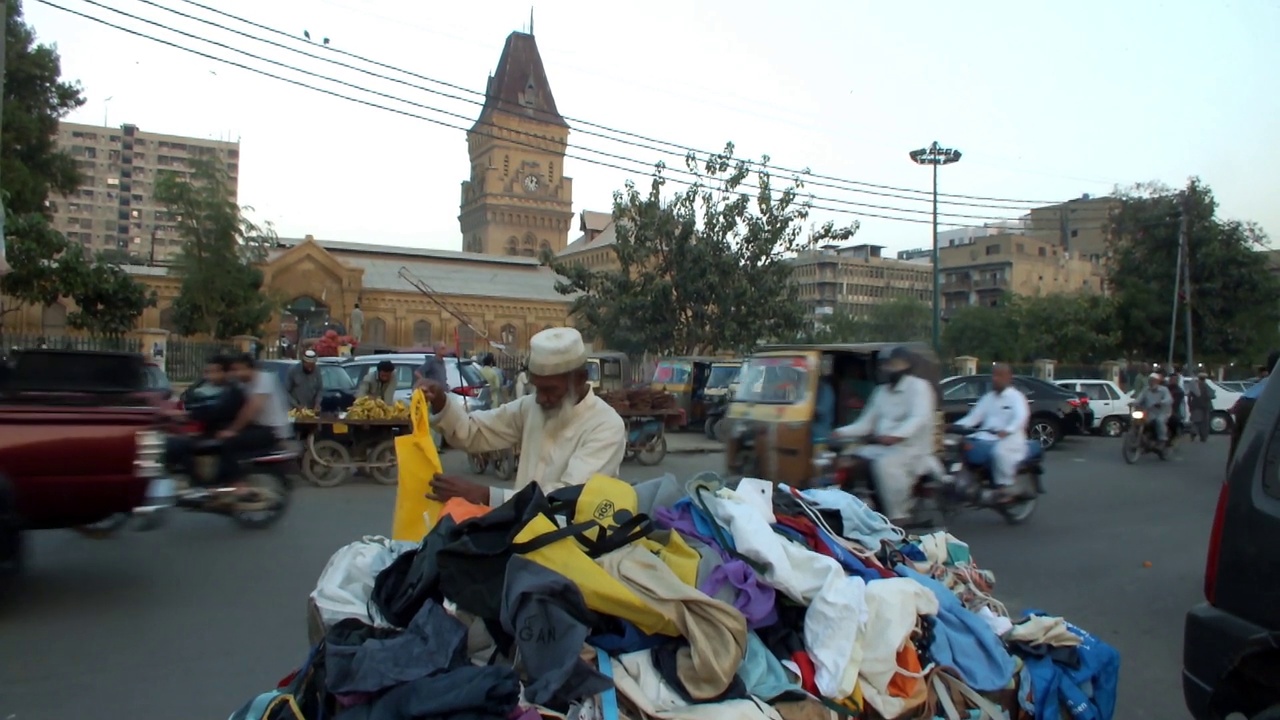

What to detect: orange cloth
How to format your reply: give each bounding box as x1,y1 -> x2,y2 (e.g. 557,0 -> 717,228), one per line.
888,642 -> 923,699
441,497 -> 490,524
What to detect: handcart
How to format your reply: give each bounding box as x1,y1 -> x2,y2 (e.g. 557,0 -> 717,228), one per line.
291,416 -> 412,488
618,408 -> 681,466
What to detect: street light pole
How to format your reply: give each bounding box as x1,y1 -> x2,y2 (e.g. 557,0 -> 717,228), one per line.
909,141 -> 962,352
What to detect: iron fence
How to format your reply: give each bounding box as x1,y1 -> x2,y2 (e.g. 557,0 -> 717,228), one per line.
167,338 -> 235,383
1,333 -> 141,353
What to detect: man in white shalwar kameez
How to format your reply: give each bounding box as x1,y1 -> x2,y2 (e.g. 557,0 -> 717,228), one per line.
955,363 -> 1030,495
420,327 -> 626,506
832,349 -> 938,524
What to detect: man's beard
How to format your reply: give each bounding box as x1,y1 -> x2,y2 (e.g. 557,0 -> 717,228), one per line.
538,386 -> 581,435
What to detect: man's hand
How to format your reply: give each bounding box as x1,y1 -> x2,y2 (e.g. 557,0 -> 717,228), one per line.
996,430 -> 1010,439
427,474 -> 489,505
418,380 -> 449,414
876,435 -> 903,446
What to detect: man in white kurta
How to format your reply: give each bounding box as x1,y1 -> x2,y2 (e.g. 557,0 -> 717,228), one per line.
955,363 -> 1030,489
832,350 -> 937,523
421,327 -> 626,506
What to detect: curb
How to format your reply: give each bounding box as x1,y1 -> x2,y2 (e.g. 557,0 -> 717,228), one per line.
666,446 -> 723,455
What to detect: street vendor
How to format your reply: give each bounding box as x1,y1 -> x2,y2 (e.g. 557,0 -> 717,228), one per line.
284,349 -> 323,412
418,326 -> 626,506
357,360 -> 398,404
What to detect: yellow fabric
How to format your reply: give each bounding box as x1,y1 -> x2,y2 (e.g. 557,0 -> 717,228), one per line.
514,513 -> 679,637
574,473 -> 638,526
392,390 -> 444,541
638,531 -> 701,587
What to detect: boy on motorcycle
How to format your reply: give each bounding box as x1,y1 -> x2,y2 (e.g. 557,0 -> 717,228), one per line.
954,363 -> 1030,500
1134,373 -> 1173,445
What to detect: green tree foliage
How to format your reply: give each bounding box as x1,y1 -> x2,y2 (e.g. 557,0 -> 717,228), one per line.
0,2 -> 152,335
942,293 -> 1118,363
1107,179 -> 1280,361
813,296 -> 931,343
155,157 -> 276,339
545,144 -> 858,355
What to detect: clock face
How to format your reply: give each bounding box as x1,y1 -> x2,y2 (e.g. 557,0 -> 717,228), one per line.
524,174 -> 539,192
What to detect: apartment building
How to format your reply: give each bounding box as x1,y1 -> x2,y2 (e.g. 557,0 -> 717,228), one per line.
938,233 -> 1104,313
1022,194 -> 1118,264
791,244 -> 933,320
52,122 -> 240,261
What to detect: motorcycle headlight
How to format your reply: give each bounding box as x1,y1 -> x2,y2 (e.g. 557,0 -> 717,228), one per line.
1131,410 -> 1145,419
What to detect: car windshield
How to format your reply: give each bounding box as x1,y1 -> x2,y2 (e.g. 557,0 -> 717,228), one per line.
587,362 -> 601,382
653,359 -> 693,384
319,365 -> 356,391
707,365 -> 740,389
735,356 -> 810,404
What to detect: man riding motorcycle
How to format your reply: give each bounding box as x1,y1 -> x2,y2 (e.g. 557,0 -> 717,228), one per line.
831,347 -> 937,525
1134,372 -> 1173,446
164,354 -> 246,480
953,363 -> 1030,500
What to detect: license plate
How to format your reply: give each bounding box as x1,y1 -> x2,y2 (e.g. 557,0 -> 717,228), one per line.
332,423 -> 349,434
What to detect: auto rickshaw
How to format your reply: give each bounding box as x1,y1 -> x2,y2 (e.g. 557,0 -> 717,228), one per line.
586,352 -> 629,394
651,356 -> 719,429
723,343 -> 942,487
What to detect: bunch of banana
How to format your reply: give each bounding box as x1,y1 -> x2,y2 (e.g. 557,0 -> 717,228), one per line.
289,407 -> 317,420
346,396 -> 400,420
391,400 -> 410,420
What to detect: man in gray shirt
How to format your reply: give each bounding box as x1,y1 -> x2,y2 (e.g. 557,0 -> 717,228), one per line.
284,349 -> 324,411
414,342 -> 450,389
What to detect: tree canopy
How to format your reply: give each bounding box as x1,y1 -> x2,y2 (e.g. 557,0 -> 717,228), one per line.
0,1 -> 153,335
942,293 -> 1119,364
545,144 -> 858,356
155,157 -> 276,339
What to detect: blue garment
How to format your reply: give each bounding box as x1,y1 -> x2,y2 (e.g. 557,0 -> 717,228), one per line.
799,486 -> 901,547
588,620 -> 663,655
1016,612 -> 1120,720
813,382 -> 837,444
664,497 -> 736,551
1244,377 -> 1268,399
895,565 -> 1016,692
737,632 -> 804,702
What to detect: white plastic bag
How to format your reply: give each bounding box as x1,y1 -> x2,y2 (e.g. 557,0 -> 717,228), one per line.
310,535 -> 416,630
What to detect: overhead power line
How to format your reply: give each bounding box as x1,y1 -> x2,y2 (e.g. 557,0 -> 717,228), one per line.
165,0 -> 1073,208
45,0 -> 1119,230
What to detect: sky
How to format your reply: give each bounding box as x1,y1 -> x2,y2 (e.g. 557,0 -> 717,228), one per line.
25,0 -> 1280,254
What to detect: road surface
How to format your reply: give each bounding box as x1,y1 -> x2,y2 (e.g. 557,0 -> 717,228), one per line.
0,435 -> 1224,719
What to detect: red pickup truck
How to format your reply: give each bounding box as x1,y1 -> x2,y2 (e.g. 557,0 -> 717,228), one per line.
0,349 -> 167,576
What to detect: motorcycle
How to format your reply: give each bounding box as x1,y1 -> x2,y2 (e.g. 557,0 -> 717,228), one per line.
1122,408 -> 1169,463
704,395 -> 731,442
134,421 -> 297,531
832,427 -> 1045,526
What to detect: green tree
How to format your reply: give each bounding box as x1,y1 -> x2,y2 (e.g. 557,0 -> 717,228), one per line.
155,157 -> 276,338
1011,293 -> 1119,363
546,144 -> 858,355
941,303 -> 1024,362
1107,179 -> 1280,361
814,296 -> 931,343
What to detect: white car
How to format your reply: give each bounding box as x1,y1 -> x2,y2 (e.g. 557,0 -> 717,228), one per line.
1056,379 -> 1131,437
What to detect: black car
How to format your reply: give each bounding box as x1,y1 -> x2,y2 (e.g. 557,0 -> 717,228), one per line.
939,374 -> 1091,450
1183,376 -> 1280,719
181,360 -> 358,412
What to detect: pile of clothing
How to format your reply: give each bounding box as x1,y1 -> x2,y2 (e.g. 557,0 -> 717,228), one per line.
272,473 -> 1119,720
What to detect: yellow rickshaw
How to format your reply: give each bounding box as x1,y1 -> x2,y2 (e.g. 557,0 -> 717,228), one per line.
723,343 -> 942,487
651,356 -> 718,428
586,352 -> 629,394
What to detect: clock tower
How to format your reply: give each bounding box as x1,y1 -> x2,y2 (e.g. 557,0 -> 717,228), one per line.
459,31 -> 574,258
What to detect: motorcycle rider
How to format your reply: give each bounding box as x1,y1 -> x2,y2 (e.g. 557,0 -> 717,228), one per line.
221,353 -> 293,483
1165,372 -> 1187,443
954,363 -> 1030,500
832,347 -> 937,524
1134,372 -> 1173,445
164,354 -> 245,480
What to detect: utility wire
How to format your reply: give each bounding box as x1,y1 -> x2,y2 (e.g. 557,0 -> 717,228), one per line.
70,0 -> 1099,226
49,0 -> 1120,231
168,0 -> 1075,207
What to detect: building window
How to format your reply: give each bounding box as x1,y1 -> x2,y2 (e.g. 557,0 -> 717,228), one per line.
413,320 -> 432,345
1038,246 -> 1047,257
500,323 -> 518,347
1070,229 -> 1079,238
365,317 -> 387,345
503,155 -> 510,176
548,161 -> 554,183
985,244 -> 1000,255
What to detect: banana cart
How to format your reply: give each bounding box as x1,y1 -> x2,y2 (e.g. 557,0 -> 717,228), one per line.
290,416 -> 411,488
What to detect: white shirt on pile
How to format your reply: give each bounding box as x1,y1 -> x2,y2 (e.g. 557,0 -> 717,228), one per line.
432,389 -> 626,504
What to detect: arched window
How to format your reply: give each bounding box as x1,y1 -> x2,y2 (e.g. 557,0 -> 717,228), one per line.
506,236 -> 519,256
523,232 -> 537,248
457,325 -> 478,355
42,302 -> 67,334
365,317 -> 387,345
500,323 -> 518,347
521,248 -> 536,257
539,241 -> 551,256
159,306 -> 179,333
413,319 -> 433,345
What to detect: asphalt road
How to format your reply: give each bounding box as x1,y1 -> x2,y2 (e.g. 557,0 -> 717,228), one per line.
0,434 -> 1226,720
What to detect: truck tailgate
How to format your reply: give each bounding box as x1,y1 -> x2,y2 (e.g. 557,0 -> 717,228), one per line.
0,405 -> 160,528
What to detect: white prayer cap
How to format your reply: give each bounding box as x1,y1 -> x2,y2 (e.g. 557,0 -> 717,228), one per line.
301,349 -> 318,362
528,327 -> 587,376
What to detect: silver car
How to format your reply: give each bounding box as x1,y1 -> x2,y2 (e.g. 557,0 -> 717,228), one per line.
320,354 -> 493,412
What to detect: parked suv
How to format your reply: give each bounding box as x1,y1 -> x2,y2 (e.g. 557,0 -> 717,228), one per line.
1183,373 -> 1280,719
940,374 -> 1090,450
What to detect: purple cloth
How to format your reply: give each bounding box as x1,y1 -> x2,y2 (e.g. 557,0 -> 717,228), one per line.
702,559 -> 778,628
655,503 -> 778,629
509,707 -> 541,720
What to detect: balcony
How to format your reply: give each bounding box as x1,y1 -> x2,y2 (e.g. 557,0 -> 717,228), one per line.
941,277 -> 972,293
974,276 -> 1009,290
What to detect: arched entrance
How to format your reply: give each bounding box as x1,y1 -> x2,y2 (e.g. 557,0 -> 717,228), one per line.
281,296 -> 344,346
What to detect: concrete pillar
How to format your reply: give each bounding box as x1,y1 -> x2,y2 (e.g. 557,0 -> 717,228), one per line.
1033,358 -> 1057,381
1100,360 -> 1122,385
135,328 -> 170,371
953,356 -> 978,376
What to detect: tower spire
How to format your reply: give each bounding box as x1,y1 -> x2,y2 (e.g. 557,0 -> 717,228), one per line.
529,7 -> 534,35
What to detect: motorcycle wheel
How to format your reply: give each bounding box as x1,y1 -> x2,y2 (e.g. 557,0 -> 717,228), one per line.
1122,432 -> 1141,464
704,416 -> 719,440
1000,497 -> 1037,525
635,435 -> 668,466
73,513 -> 131,539
229,471 -> 290,530
494,450 -> 516,482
